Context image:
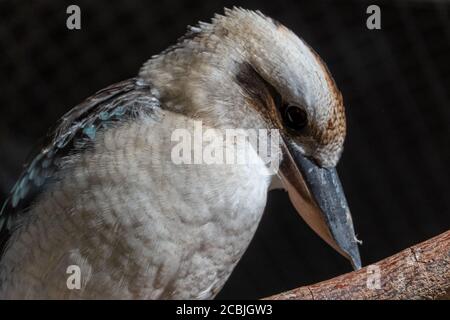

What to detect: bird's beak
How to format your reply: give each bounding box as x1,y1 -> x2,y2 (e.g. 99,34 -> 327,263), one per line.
279,138 -> 361,270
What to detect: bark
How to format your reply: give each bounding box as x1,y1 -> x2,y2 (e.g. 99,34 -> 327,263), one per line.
266,230 -> 450,300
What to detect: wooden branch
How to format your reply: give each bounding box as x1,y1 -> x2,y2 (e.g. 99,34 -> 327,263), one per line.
266,230 -> 450,300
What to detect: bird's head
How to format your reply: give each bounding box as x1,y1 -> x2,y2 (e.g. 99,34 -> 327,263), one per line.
140,7 -> 361,269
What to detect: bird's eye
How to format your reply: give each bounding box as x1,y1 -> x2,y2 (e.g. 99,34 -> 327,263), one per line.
282,105 -> 308,131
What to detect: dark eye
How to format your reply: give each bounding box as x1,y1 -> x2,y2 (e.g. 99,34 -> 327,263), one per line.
282,105 -> 308,131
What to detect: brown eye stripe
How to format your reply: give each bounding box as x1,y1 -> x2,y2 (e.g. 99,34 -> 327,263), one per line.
235,61 -> 284,126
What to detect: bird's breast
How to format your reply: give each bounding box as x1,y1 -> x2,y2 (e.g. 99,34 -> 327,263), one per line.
0,111 -> 273,299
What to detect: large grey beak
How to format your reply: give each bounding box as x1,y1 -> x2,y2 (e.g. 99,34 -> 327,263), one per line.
279,139 -> 361,270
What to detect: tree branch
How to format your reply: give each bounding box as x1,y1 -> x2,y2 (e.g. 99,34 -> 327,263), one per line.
266,230 -> 450,300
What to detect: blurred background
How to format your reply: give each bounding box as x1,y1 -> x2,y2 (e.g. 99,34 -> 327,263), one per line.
0,0 -> 449,299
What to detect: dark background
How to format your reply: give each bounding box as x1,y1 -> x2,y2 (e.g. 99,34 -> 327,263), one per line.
0,0 -> 449,299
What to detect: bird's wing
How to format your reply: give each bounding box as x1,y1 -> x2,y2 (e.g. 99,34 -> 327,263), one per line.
0,78 -> 161,235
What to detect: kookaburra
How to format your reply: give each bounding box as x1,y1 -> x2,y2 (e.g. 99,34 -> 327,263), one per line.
0,8 -> 360,299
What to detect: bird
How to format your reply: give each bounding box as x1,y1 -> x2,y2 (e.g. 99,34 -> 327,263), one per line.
0,7 -> 360,299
